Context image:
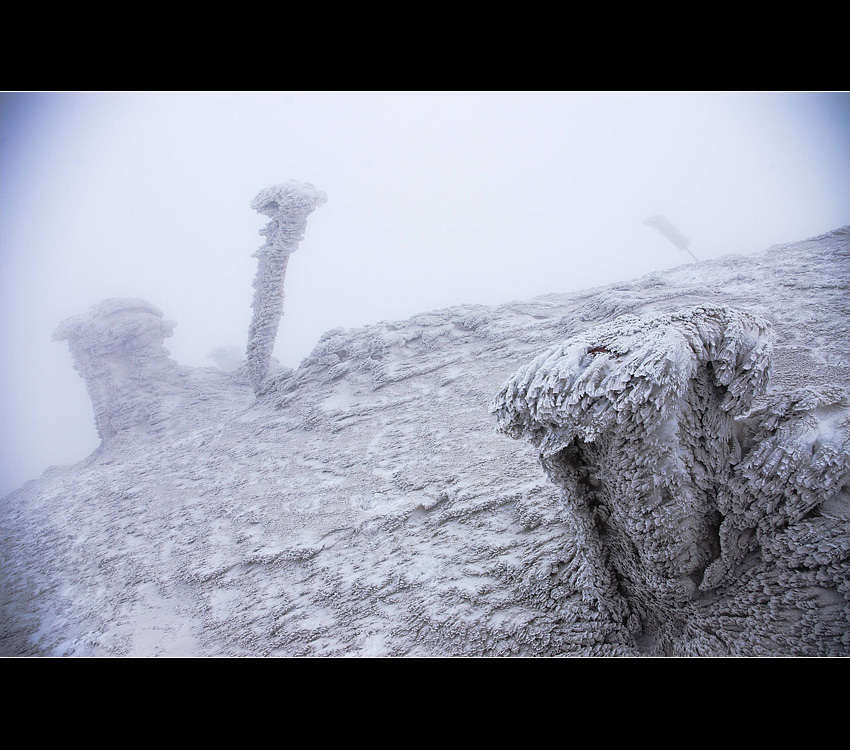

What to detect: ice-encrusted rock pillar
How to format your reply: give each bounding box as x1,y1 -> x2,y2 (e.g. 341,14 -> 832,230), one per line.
493,305 -> 850,655
246,181 -> 327,393
53,299 -> 179,441
492,306 -> 776,651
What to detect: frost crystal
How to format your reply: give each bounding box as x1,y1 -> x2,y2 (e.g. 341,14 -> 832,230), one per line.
246,181 -> 327,393
493,305 -> 850,655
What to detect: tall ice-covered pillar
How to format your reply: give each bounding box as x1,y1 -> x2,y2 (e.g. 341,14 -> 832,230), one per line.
246,181 -> 326,393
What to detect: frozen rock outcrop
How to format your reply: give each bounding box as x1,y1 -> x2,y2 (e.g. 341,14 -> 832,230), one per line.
4,227 -> 844,658
493,305 -> 850,655
53,299 -> 180,440
246,181 -> 326,393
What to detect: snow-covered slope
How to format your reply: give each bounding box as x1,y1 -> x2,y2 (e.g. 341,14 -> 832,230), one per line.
2,227 -> 848,657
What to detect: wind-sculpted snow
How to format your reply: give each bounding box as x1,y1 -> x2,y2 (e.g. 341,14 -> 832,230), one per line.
493,305 -> 849,655
246,181 -> 326,393
2,226 -> 847,657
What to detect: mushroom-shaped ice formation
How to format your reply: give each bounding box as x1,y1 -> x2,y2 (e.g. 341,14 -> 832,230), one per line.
493,305 -> 850,655
246,181 -> 327,393
53,299 -> 179,440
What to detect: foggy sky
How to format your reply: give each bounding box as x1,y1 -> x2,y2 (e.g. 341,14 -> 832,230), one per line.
1,91 -> 848,497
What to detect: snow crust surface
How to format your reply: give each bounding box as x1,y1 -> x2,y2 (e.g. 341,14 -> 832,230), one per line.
2,227 -> 848,657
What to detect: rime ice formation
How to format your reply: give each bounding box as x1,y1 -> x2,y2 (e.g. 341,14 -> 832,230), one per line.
2,226 -> 847,658
207,345 -> 245,373
246,181 -> 326,393
644,214 -> 698,262
493,305 -> 850,655
53,299 -> 251,445
52,299 -> 181,440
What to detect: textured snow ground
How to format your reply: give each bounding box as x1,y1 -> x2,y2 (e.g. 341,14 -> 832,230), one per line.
1,227 -> 848,657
